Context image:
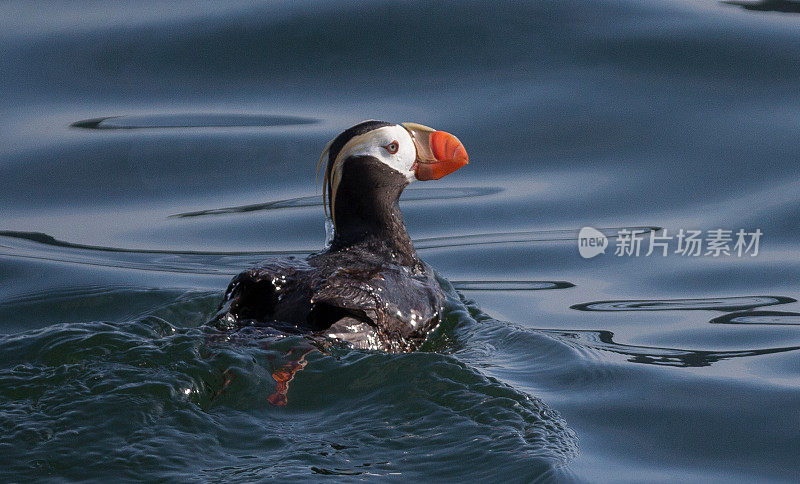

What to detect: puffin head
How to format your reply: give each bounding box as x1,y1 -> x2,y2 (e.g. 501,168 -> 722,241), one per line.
318,120 -> 469,226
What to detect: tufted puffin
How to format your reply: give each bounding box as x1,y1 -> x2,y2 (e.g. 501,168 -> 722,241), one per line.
212,120 -> 468,353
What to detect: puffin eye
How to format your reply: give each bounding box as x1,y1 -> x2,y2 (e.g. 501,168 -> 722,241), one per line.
383,141 -> 399,154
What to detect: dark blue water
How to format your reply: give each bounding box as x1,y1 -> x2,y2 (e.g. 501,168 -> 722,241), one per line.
3,1 -> 800,481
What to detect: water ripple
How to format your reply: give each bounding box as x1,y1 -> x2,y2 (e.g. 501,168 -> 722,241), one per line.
71,113 -> 318,129
0,311 -> 577,481
0,227 -> 645,276
710,310 -> 800,325
451,281 -> 574,291
415,226 -> 659,251
0,230 -> 299,275
721,0 -> 800,13
171,187 -> 502,218
571,296 -> 796,312
538,329 -> 800,368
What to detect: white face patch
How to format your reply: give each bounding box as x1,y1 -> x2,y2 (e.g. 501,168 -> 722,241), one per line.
319,123 -> 420,226
333,125 -> 417,182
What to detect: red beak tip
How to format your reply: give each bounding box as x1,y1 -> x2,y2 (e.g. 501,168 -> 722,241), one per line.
414,129 -> 468,181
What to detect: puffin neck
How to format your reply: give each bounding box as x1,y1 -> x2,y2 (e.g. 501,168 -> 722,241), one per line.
328,156 -> 418,265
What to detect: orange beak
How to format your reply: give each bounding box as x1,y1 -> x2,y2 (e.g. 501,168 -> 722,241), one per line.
402,123 -> 469,181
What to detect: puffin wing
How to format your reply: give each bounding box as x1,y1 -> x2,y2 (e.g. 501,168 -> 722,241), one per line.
213,258 -> 314,329
309,263 -> 445,352
308,272 -> 380,327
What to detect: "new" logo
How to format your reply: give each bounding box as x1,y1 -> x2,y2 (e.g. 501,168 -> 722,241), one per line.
578,227 -> 608,258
